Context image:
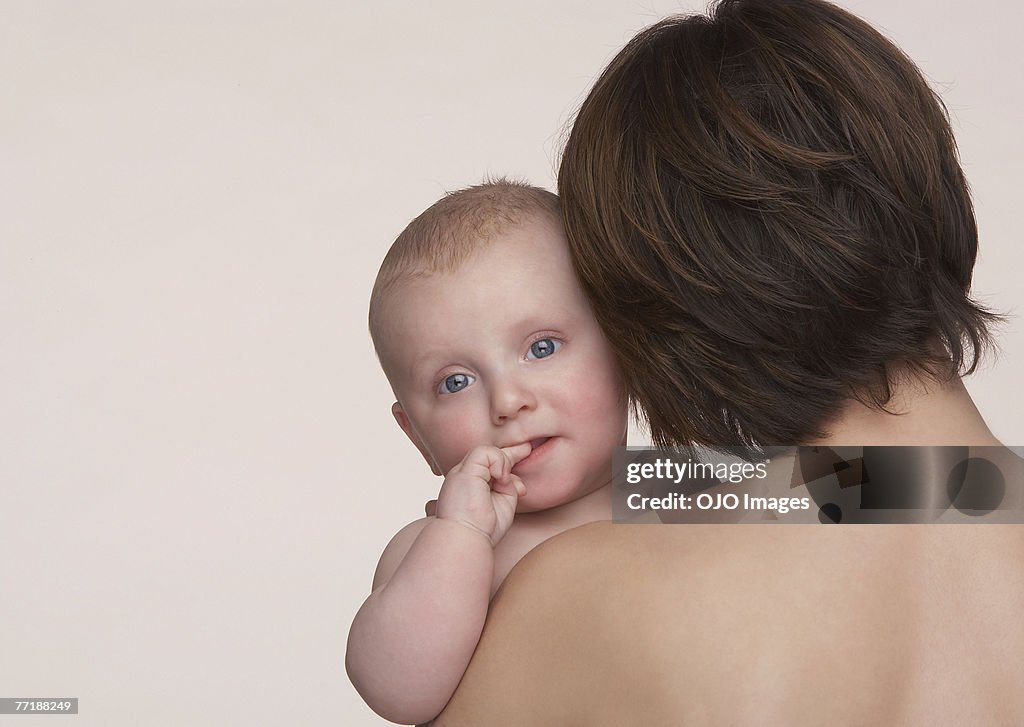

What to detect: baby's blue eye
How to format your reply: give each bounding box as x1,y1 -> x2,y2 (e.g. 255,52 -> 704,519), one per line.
438,373 -> 474,394
527,338 -> 562,360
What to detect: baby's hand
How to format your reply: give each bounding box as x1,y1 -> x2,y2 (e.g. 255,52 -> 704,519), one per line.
434,443 -> 531,546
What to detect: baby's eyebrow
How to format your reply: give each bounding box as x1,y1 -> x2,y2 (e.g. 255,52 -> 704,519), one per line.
406,349 -> 450,384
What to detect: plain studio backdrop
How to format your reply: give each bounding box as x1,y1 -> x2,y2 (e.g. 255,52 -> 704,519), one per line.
1,1 -> 1020,724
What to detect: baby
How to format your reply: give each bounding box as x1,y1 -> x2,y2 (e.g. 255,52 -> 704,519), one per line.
346,180 -> 628,724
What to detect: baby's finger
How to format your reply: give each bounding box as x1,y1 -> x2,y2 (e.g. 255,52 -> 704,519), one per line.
490,471 -> 527,499
449,446 -> 515,490
500,442 -> 533,467
489,442 -> 532,487
424,499 -> 438,517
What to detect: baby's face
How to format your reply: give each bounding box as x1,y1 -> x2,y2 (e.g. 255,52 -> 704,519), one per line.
379,215 -> 627,513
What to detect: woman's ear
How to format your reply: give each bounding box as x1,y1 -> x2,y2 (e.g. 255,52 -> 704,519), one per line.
391,402 -> 442,476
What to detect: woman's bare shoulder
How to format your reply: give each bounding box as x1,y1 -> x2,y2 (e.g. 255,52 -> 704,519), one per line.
503,520 -> 753,586
493,522 -> 697,605
504,521 -> 640,581
432,523 -> 735,726
430,523 -> 647,726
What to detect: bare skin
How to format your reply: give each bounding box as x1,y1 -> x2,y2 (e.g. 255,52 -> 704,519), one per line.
432,377 -> 1024,726
347,219 -> 628,724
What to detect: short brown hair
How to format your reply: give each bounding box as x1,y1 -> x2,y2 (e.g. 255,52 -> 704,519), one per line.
558,0 -> 999,447
368,179 -> 560,366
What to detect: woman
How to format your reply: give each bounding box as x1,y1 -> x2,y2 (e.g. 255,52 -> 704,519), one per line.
432,0 -> 1023,723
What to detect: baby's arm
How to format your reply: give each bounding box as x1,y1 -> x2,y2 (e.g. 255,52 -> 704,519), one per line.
346,443 -> 530,725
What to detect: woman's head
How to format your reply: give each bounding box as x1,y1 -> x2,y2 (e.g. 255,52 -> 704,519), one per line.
558,0 -> 998,448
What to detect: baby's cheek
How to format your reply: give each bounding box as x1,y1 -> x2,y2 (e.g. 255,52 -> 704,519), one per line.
432,419 -> 485,473
575,359 -> 627,416
569,379 -> 629,450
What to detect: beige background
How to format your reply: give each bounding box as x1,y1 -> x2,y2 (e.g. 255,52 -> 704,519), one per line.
1,1 -> 1020,725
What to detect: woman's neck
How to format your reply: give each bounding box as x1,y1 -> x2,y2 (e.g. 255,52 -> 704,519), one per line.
812,375 -> 1001,447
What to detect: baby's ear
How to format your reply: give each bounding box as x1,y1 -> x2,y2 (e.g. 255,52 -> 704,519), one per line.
391,402 -> 442,476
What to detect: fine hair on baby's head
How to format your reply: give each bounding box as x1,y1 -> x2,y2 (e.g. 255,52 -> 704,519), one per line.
368,178 -> 561,384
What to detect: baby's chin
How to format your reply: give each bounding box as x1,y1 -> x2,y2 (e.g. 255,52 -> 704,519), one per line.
514,484 -> 605,514
515,499 -> 564,514
514,490 -> 571,514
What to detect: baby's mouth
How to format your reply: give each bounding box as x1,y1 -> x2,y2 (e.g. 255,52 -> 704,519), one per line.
514,437 -> 555,473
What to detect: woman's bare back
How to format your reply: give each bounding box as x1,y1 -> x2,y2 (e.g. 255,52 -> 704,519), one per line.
435,522 -> 1024,726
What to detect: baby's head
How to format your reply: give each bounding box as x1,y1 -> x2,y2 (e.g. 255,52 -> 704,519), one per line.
369,180 -> 627,512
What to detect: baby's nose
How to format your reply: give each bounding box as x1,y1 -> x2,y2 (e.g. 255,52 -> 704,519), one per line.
489,379 -> 537,424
